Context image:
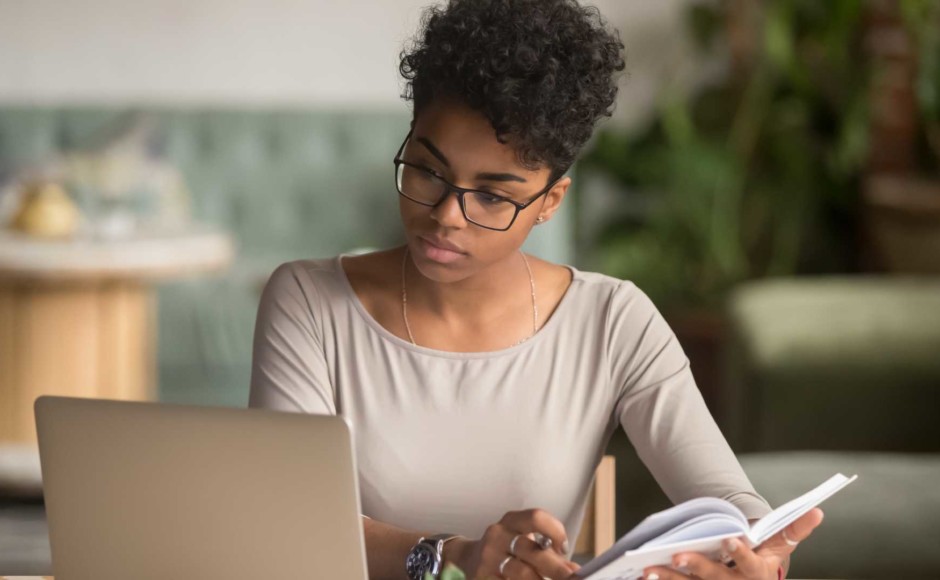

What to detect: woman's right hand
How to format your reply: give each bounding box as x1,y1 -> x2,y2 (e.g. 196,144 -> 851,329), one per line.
445,508 -> 582,580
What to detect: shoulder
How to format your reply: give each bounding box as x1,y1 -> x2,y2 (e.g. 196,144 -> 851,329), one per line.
260,255 -> 349,317
560,265 -> 652,316
563,267 -> 671,343
262,248 -> 401,314
265,256 -> 341,291
339,247 -> 400,291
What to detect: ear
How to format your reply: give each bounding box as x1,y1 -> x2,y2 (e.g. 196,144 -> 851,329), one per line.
535,176 -> 572,224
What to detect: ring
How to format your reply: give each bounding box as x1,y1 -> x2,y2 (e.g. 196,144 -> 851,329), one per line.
532,532 -> 553,550
499,555 -> 514,575
782,529 -> 799,547
509,534 -> 522,556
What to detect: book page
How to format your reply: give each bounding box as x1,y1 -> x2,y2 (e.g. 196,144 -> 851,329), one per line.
641,513 -> 748,548
578,473 -> 858,579
575,497 -> 745,578
746,473 -> 857,545
583,532 -> 743,580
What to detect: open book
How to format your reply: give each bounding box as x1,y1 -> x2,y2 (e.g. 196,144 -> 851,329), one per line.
576,473 -> 857,580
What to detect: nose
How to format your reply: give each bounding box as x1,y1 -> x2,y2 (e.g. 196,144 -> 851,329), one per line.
429,189 -> 467,228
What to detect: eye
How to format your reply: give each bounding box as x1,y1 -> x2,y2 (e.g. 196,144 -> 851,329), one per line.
411,164 -> 442,181
477,191 -> 509,204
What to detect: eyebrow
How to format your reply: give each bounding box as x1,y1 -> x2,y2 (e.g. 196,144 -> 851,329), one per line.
416,136 -> 529,183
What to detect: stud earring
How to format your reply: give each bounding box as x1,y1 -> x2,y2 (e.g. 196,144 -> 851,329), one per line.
536,216 -> 545,224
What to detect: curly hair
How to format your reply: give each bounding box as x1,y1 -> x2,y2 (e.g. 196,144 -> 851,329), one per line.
399,0 -> 626,180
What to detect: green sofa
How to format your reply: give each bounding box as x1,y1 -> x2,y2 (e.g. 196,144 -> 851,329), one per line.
725,277 -> 940,579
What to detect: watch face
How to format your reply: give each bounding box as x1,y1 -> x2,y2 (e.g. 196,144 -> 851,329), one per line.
406,542 -> 437,580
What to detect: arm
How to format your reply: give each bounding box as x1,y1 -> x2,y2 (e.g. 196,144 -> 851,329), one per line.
363,517 -> 421,580
248,262 -> 336,414
607,282 -> 818,579
607,281 -> 771,519
363,517 -> 471,580
248,263 -> 433,578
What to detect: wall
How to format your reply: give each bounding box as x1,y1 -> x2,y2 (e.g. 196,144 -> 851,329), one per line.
0,0 -> 702,129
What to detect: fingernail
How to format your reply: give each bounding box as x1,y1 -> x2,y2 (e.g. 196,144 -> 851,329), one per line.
675,557 -> 688,568
724,538 -> 739,552
562,539 -> 570,554
646,573 -> 660,580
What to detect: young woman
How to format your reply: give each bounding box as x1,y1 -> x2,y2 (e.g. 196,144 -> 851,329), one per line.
248,1 -> 823,579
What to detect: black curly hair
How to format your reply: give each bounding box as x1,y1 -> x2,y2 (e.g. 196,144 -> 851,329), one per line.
399,0 -> 626,181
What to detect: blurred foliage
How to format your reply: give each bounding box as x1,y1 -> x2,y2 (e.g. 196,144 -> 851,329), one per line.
903,0 -> 940,163
425,563 -> 466,580
580,0 -> 896,311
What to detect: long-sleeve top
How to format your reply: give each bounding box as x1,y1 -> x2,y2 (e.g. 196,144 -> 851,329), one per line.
248,255 -> 772,555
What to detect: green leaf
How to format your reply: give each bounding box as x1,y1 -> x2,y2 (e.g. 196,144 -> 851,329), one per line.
439,563 -> 466,580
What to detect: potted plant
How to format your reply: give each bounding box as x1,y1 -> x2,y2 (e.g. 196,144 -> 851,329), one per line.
577,0 -> 874,413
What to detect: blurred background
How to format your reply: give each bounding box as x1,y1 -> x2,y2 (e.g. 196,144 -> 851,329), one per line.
0,0 -> 938,578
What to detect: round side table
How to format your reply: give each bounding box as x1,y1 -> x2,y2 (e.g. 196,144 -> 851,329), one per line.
0,227 -> 234,447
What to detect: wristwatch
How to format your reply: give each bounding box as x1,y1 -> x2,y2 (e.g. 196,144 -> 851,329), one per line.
405,533 -> 460,580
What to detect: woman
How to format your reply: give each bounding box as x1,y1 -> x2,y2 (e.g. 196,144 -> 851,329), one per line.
248,1 -> 823,579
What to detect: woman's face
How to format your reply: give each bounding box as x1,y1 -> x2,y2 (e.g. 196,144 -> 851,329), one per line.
398,97 -> 571,283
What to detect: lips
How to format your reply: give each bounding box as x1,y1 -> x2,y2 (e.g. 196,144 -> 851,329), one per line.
416,235 -> 468,264
419,235 -> 466,254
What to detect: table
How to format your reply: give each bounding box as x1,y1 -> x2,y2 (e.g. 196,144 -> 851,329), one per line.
0,226 -> 233,447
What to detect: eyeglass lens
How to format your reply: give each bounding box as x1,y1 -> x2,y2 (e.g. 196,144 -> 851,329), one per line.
396,163 -> 518,229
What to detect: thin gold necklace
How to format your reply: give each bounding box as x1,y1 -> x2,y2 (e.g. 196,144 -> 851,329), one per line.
400,247 -> 539,348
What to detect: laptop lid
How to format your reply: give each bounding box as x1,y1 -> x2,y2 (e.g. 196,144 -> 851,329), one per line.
34,395 -> 368,580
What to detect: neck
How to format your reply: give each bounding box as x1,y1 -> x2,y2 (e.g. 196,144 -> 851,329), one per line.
402,246 -> 530,324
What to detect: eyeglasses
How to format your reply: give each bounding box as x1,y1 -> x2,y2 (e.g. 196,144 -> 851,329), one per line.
392,129 -> 560,231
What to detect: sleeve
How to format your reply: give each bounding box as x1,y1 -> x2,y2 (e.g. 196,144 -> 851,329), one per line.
248,261 -> 336,416
607,281 -> 772,520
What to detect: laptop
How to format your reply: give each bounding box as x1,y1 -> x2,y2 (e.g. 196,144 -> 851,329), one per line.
34,395 -> 369,579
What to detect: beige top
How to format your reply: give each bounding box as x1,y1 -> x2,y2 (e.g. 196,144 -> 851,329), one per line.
248,255 -> 772,551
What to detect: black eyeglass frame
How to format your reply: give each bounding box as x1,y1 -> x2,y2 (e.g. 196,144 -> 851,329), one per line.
392,129 -> 562,232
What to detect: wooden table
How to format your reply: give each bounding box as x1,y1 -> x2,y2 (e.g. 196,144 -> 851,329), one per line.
0,226 -> 233,447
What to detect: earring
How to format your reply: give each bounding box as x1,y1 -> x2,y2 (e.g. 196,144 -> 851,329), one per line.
536,216 -> 545,224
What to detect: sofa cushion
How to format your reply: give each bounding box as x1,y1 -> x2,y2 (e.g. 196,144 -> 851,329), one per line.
741,451 -> 940,579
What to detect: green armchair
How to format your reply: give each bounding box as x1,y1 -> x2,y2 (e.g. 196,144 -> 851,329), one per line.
724,276 -> 940,579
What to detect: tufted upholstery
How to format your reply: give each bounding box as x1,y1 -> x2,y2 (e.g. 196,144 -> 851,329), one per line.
0,107 -> 573,407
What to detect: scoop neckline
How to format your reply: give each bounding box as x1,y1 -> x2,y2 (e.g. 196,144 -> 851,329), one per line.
334,252 -> 581,359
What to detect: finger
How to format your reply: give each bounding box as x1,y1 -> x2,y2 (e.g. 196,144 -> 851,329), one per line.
788,508 -> 824,542
512,534 -> 580,579
500,554 -> 543,580
763,508 -> 825,554
501,508 -> 570,555
714,538 -> 767,579
482,524 -> 575,579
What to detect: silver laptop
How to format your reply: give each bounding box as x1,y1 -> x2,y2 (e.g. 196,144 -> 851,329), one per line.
34,395 -> 368,580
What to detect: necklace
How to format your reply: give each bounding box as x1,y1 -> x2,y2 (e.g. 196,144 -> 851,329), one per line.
401,247 -> 539,348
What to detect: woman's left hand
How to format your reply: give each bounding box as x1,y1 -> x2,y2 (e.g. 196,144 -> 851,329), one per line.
641,508 -> 824,580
